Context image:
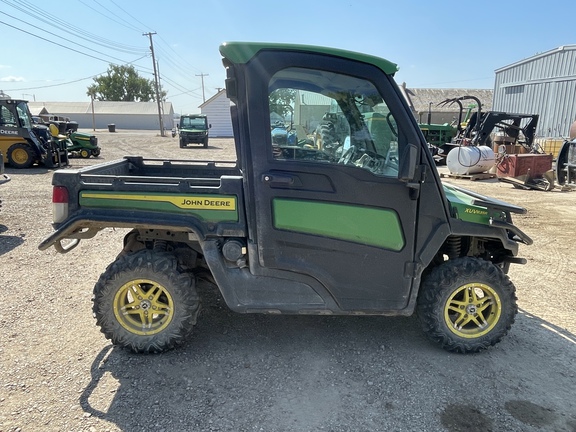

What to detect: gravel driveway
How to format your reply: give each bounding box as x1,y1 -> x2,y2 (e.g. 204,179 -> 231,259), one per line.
1,129 -> 575,432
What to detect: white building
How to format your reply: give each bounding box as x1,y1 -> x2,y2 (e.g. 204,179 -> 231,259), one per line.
199,90 -> 233,137
27,101 -> 174,131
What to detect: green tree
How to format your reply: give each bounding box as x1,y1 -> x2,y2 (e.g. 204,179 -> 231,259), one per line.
269,88 -> 296,119
87,64 -> 166,102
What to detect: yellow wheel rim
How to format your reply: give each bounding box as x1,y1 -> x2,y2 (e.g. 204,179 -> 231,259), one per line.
444,283 -> 502,338
13,148 -> 30,164
113,279 -> 174,335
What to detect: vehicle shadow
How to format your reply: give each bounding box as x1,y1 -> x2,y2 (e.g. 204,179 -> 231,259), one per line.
179,145 -> 220,150
0,226 -> 25,255
3,166 -> 53,176
79,285 -> 576,432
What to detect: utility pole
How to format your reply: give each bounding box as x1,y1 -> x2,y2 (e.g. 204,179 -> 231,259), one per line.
143,31 -> 165,136
196,73 -> 209,103
156,60 -> 166,126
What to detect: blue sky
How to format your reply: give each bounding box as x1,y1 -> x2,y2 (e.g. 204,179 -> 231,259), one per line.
1,0 -> 574,114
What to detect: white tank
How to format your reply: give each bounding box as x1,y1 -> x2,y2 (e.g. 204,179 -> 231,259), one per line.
446,146 -> 496,175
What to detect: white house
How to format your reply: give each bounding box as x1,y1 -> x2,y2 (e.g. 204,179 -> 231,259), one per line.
199,90 -> 233,137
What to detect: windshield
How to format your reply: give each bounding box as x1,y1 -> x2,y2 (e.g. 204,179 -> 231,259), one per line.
16,102 -> 32,129
180,117 -> 207,129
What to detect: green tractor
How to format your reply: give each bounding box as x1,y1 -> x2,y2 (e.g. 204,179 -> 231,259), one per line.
44,119 -> 101,159
67,131 -> 101,158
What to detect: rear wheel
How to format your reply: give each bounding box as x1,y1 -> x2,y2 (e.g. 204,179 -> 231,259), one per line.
79,148 -> 90,158
7,143 -> 35,168
417,257 -> 517,353
92,250 -> 200,353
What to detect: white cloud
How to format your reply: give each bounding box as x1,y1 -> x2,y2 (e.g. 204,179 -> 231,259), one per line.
0,76 -> 25,82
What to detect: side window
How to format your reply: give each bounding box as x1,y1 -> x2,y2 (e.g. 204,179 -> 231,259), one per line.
0,106 -> 17,126
268,67 -> 400,177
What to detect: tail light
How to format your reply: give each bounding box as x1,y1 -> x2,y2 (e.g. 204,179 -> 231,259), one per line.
52,186 -> 69,223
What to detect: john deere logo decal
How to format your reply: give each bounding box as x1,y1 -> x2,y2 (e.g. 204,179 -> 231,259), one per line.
80,192 -> 236,210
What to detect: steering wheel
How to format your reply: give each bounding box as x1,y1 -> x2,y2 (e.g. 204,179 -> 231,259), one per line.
387,112 -> 398,137
338,146 -> 356,165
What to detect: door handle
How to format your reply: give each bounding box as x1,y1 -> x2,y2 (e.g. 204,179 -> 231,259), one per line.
262,173 -> 295,185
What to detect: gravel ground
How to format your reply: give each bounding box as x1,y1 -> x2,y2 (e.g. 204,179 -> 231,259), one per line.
1,129 -> 576,432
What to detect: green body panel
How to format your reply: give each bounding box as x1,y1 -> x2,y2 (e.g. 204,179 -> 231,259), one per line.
442,183 -> 502,224
220,42 -> 399,75
419,123 -> 457,147
70,133 -> 91,143
273,198 -> 404,251
79,191 -> 238,222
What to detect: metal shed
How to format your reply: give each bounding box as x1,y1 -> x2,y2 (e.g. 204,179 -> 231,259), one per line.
493,45 -> 576,138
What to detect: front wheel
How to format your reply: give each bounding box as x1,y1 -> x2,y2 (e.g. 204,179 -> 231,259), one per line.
92,250 -> 200,353
8,143 -> 35,168
417,257 -> 517,353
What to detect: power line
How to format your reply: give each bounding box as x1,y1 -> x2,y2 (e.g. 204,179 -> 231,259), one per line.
108,0 -> 151,32
1,0 -> 146,54
3,75 -> 97,92
0,18 -> 133,64
77,0 -> 143,33
2,54 -> 150,92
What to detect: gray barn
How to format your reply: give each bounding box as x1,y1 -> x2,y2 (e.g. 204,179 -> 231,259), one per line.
493,45 -> 576,138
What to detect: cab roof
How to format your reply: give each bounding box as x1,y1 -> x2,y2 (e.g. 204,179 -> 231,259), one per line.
219,42 -> 399,76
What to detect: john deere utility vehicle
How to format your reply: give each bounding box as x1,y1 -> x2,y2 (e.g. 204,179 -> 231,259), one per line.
178,114 -> 211,148
40,42 -> 532,354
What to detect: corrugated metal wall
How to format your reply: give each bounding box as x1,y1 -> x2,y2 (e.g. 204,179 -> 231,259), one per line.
493,46 -> 576,138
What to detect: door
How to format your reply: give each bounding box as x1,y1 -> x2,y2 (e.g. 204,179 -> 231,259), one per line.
242,51 -> 424,311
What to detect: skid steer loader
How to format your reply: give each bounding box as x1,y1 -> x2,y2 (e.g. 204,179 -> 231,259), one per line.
0,95 -> 68,169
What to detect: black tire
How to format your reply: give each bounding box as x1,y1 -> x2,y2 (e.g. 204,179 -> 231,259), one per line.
203,137 -> 208,148
318,122 -> 338,153
417,257 -> 517,353
7,143 -> 35,168
92,148 -> 101,157
79,148 -> 91,158
92,250 -> 200,353
179,138 -> 186,148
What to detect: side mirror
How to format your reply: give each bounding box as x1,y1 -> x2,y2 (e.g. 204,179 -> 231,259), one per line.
209,124 -> 212,128
398,144 -> 418,182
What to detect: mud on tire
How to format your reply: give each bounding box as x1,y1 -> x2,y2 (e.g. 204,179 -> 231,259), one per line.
417,257 -> 517,353
92,250 -> 200,353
